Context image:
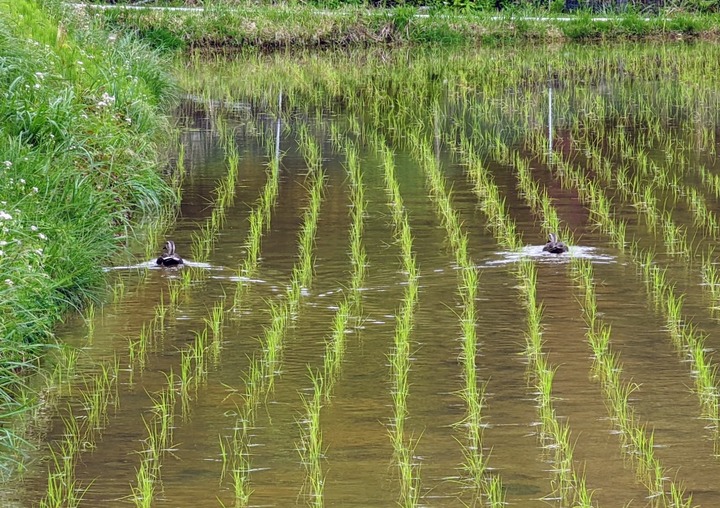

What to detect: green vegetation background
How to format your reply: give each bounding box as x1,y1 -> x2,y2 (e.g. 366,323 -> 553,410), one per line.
0,0 -> 718,479
0,0 -> 176,472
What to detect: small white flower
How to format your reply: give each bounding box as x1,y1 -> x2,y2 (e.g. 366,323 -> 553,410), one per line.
19,178 -> 25,185
5,279 -> 13,286
34,83 -> 41,89
0,240 -> 6,246
38,233 -> 47,240
34,72 -> 45,80
77,60 -> 83,66
3,161 -> 11,168
35,248 -> 43,255
30,225 -> 38,231
0,250 -> 4,256
0,211 -> 12,220
32,187 -> 38,193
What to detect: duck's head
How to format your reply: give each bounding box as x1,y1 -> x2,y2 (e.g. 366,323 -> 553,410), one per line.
163,240 -> 176,256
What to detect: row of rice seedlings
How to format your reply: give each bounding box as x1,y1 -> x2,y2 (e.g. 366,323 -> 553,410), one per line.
381,140 -> 422,508
407,128 -> 504,505
130,373 -> 178,508
698,165 -> 720,201
80,359 -> 120,443
40,412 -> 85,508
128,286 -> 226,505
297,369 -> 325,508
232,130 -> 281,312
515,260 -> 594,507
41,359 -> 119,507
319,134 -> 367,400
571,259 -> 693,506
540,127 -> 720,411
220,135 -> 327,506
295,133 -> 369,507
699,253 -> 720,321
450,129 -> 593,505
509,140 -> 693,503
190,128 -> 241,264
560,117 -> 707,259
455,135 -> 522,251
536,134 -> 720,448
289,125 -> 325,312
343,139 -> 367,314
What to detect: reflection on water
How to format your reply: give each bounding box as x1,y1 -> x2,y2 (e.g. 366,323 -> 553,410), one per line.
483,245 -> 617,266
104,260 -> 216,271
10,44 -> 720,508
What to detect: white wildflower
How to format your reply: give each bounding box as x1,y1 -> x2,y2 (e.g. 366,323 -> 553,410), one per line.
0,211 -> 12,220
30,225 -> 38,231
38,233 -> 47,240
5,279 -> 13,286
3,161 -> 11,168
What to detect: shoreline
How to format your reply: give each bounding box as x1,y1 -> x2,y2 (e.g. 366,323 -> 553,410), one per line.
84,4 -> 720,50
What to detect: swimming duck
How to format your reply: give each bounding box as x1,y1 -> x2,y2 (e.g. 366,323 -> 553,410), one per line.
543,233 -> 568,254
156,240 -> 184,267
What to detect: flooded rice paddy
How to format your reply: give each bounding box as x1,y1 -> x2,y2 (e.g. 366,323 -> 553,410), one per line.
9,43 -> 720,507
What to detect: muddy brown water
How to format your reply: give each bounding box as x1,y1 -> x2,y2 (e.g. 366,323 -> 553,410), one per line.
9,45 -> 720,507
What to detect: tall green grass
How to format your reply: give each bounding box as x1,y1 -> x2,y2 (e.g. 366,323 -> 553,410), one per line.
0,0 -> 177,472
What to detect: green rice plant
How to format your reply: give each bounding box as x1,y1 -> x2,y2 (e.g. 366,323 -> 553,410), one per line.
83,303 -> 96,340
297,369 -> 325,508
110,276 -> 126,304
206,298 -> 225,364
131,455 -> 156,508
167,278 -> 182,309
225,419 -> 252,507
152,293 -> 167,336
179,347 -> 193,421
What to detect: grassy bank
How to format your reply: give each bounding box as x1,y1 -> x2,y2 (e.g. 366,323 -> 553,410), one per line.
0,0 -> 176,470
91,3 -> 720,50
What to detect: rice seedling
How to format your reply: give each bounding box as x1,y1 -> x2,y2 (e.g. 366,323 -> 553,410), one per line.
297,369 -> 325,508
221,418 -> 252,507
202,297 -> 226,365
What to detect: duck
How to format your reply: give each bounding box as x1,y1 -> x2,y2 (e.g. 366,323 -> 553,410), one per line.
542,233 -> 568,254
156,240 -> 184,267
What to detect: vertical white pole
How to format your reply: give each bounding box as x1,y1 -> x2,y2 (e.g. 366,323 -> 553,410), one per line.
548,84 -> 553,162
275,89 -> 282,163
